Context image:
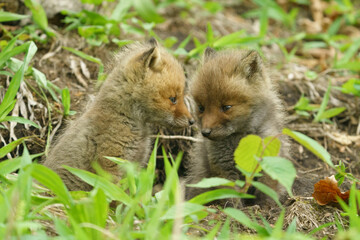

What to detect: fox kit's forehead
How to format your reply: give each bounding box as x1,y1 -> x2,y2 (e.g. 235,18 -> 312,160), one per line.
192,53 -> 252,105
144,50 -> 185,98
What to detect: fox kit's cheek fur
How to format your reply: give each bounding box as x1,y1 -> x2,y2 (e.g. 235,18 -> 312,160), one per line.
186,48 -> 290,207
43,38 -> 193,191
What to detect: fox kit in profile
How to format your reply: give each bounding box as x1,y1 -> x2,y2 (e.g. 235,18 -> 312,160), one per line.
43,38 -> 194,191
186,48 -> 289,206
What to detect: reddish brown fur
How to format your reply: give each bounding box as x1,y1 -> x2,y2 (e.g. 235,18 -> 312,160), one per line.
43,39 -> 193,191
186,48 -> 289,207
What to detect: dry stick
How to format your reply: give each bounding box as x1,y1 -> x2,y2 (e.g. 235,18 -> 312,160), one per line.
298,166 -> 323,174
149,135 -> 203,142
48,116 -> 63,144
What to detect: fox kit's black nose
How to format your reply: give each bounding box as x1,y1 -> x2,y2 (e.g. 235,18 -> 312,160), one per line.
189,119 -> 195,125
201,128 -> 211,137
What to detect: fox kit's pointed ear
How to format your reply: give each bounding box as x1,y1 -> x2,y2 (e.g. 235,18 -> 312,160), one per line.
240,50 -> 262,81
148,37 -> 158,47
203,47 -> 216,63
140,46 -> 162,70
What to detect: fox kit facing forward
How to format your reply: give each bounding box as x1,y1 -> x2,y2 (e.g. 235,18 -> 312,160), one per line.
186,48 -> 289,206
44,38 -> 194,191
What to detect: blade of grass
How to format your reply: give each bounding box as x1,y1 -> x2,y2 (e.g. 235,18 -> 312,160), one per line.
314,81 -> 331,122
133,0 -> 164,23
64,166 -> 131,205
189,189 -> 254,205
336,38 -> 360,67
0,41 -> 37,118
111,0 -> 133,21
283,128 -> 334,168
24,0 -> 55,36
29,164 -> 74,207
0,136 -> 29,159
0,11 -> 29,22
62,47 -> 102,64
223,208 -> 267,235
2,116 -> 40,128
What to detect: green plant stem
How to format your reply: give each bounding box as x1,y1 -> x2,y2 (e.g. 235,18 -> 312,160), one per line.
240,133 -> 283,193
38,86 -> 53,156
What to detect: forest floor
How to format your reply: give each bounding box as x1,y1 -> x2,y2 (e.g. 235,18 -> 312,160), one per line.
1,0 -> 360,239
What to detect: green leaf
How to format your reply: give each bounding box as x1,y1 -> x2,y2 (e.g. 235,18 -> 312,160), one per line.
54,218 -> 73,237
205,222 -> 222,239
340,78 -> 360,97
163,36 -> 178,49
143,137 -> 159,203
314,81 -> 331,122
6,58 -> 54,101
206,23 -> 214,43
203,2 -> 223,14
0,33 -> 20,67
283,128 -> 334,167
61,88 -> 71,116
0,157 -> 22,176
133,0 -> 164,23
302,41 -> 328,50
213,30 -> 246,48
317,107 -> 346,120
336,38 -> 360,67
335,61 -> 360,71
272,209 -> 286,235
20,142 -> 32,167
260,157 -> 295,196
0,137 -> 29,159
0,41 -> 37,119
327,16 -> 342,36
305,70 -> 318,80
187,177 -> 234,188
294,95 -> 318,111
234,135 -> 262,174
111,0 -> 133,21
112,39 -> 134,47
263,136 -> 281,157
188,189 -> 254,205
161,202 -> 205,220
218,218 -> 230,240
24,0 -> 54,36
62,47 -> 102,64
308,222 -> 335,236
29,164 -> 73,207
223,208 -> 267,234
64,166 -> 131,205
0,11 -> 29,22
259,7 -> 268,37
251,181 -> 281,207
2,116 -> 40,128
178,35 -> 192,49
0,100 -> 16,122
144,150 -> 182,240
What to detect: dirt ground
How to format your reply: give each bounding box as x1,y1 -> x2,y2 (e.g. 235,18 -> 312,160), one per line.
1,1 -> 360,239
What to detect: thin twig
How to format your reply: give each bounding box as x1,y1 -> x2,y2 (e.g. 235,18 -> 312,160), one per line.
48,116 -> 63,145
149,135 -> 202,142
298,166 -> 323,174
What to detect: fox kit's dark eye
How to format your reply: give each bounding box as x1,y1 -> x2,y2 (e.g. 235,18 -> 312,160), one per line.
198,105 -> 205,113
169,97 -> 177,104
222,105 -> 232,112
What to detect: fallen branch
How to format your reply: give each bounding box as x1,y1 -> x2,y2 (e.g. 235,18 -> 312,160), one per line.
149,135 -> 202,142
